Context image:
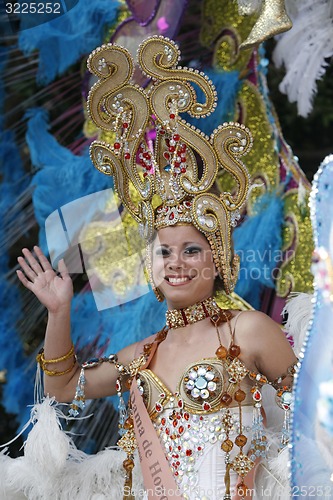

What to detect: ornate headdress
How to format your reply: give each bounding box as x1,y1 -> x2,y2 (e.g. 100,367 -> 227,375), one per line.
87,36 -> 252,297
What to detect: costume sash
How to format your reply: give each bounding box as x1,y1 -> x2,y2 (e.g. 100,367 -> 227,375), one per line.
130,381 -> 183,500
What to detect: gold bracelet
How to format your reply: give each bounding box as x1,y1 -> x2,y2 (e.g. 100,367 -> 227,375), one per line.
42,357 -> 77,377
36,343 -> 75,371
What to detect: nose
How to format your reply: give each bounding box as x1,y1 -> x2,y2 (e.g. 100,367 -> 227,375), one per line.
166,251 -> 184,271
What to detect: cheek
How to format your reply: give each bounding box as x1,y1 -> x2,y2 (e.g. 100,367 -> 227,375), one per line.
152,255 -> 165,276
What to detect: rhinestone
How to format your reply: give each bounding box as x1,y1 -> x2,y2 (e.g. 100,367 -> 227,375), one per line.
195,376 -> 207,390
191,388 -> 201,398
186,380 -> 195,390
197,367 -> 207,377
205,371 -> 214,381
205,218 -> 214,228
200,389 -> 210,399
207,381 -> 217,391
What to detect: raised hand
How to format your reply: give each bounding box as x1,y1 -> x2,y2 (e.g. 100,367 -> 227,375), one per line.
17,246 -> 74,313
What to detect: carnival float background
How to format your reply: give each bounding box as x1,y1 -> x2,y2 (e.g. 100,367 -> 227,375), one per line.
0,0 -> 332,477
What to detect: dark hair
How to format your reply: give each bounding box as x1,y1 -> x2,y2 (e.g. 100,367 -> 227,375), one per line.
213,274 -> 225,295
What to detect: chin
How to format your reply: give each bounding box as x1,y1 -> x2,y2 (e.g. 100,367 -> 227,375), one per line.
161,283 -> 213,309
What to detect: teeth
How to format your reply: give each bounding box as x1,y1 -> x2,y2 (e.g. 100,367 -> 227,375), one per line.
168,277 -> 190,284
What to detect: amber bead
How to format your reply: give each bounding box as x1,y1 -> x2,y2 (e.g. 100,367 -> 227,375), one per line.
126,378 -> 132,389
143,343 -> 152,354
123,458 -> 134,471
221,439 -> 233,452
221,393 -> 232,406
124,417 -> 134,430
234,389 -> 246,402
237,483 -> 249,496
229,344 -> 241,358
216,345 -> 228,359
235,434 -> 247,447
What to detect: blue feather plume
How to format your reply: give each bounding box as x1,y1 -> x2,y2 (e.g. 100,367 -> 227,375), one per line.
233,190 -> 284,309
185,70 -> 241,136
19,0 -> 120,84
25,108 -> 112,249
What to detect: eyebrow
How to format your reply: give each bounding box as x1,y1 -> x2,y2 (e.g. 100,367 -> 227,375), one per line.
155,241 -> 202,247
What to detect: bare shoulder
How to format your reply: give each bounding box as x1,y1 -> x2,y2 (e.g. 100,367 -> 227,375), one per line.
233,310 -> 297,382
117,332 -> 157,365
234,309 -> 284,339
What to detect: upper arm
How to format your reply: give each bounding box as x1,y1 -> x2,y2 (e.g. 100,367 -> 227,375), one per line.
237,311 -> 297,384
84,341 -> 140,399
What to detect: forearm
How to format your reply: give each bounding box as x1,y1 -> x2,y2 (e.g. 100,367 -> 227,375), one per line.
43,305 -> 80,401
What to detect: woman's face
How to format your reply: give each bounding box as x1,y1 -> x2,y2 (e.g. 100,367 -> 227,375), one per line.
152,225 -> 217,309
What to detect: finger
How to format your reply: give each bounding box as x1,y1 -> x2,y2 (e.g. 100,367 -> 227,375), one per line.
16,269 -> 33,289
17,255 -> 37,282
33,246 -> 54,272
58,258 -> 70,279
22,248 -> 44,275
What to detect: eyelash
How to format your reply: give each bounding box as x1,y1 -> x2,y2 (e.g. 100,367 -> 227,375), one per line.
184,246 -> 201,255
155,246 -> 201,257
155,248 -> 170,257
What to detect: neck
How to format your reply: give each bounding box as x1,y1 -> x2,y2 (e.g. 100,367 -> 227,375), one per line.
165,296 -> 221,330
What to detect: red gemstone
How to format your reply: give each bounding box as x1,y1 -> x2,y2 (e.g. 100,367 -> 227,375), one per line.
186,449 -> 192,456
169,146 -> 176,153
253,389 -> 262,402
184,412 -> 190,420
178,446 -> 181,451
175,471 -> 179,476
123,123 -> 128,128
114,142 -> 121,150
160,128 -> 165,135
179,426 -> 184,434
155,403 -> 163,412
143,172 -> 148,177
173,134 -> 180,141
163,152 -> 170,160
169,212 -> 175,220
203,402 -> 211,411
169,113 -> 175,119
124,152 -> 130,159
181,167 -> 186,173
166,428 -> 170,435
178,400 -> 184,409
143,152 -> 150,159
180,144 -> 187,152
198,446 -> 202,451
174,161 -> 180,168
161,418 -> 166,425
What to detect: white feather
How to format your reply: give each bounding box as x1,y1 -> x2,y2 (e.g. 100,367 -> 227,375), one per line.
254,447 -> 290,499
282,292 -> 314,355
0,398 -> 144,499
274,0 -> 333,117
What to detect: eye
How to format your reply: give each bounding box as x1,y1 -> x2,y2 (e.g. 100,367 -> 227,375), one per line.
184,246 -> 202,255
155,246 -> 170,257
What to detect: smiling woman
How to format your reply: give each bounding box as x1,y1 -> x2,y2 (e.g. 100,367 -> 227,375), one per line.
11,36 -> 299,500
152,225 -> 217,309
